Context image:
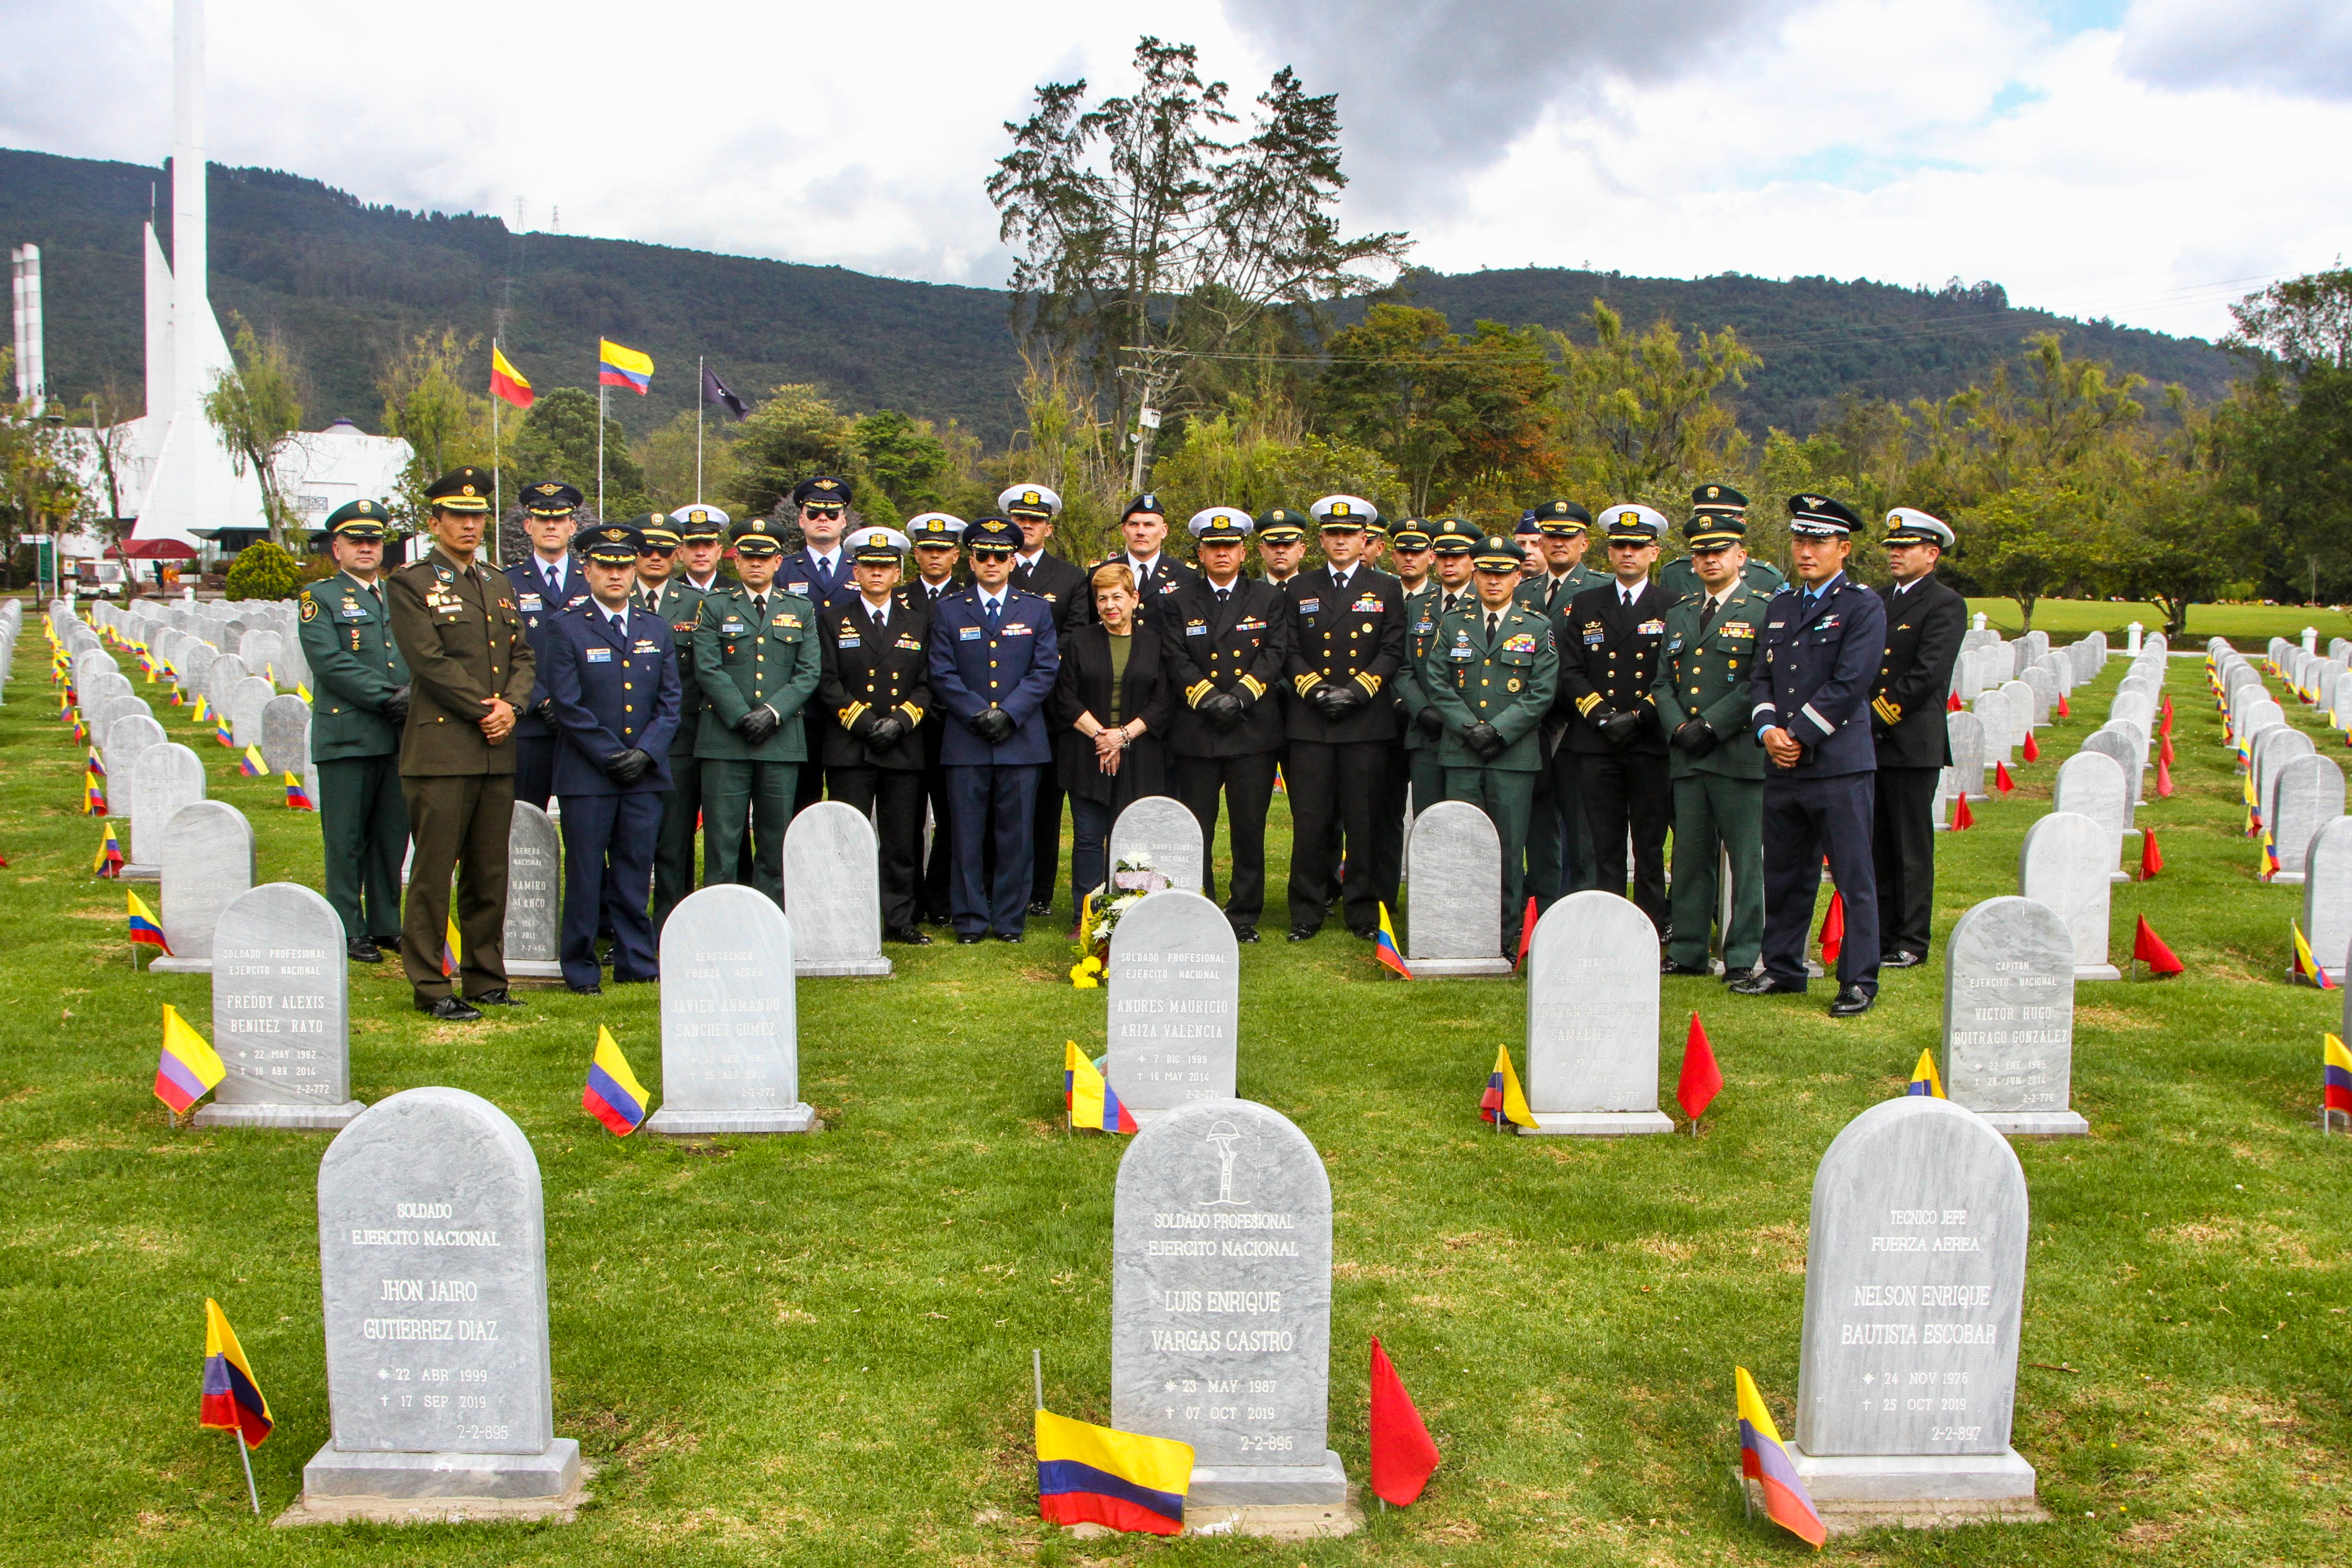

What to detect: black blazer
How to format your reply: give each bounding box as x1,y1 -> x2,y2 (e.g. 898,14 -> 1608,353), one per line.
1555,579 -> 1681,755
1159,575 -> 1293,757
1088,554 -> 1200,631
1051,624 -> 1173,804
1013,551 -> 1092,634
1871,574 -> 1968,769
817,595 -> 933,771
1281,566 -> 1406,745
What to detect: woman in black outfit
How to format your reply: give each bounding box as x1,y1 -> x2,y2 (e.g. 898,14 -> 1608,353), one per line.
1054,562 -> 1172,913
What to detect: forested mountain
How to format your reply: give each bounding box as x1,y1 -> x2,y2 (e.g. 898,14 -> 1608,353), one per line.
1,146 -> 2235,446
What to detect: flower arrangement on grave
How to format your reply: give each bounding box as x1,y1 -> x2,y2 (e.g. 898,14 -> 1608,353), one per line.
1069,854 -> 1170,984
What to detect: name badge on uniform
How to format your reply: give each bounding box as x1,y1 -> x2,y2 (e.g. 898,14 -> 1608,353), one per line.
342,606 -> 368,620
786,581 -> 810,595
1584,627 -> 1605,646
518,593 -> 542,612
1768,621 -> 1786,629
1185,621 -> 1208,636
1450,645 -> 1475,660
586,646 -> 613,663
837,634 -> 862,648
722,619 -> 748,635
1638,618 -> 1666,636
1667,636 -> 1684,654
1298,598 -> 1320,615
1412,618 -> 1432,635
959,626 -> 983,642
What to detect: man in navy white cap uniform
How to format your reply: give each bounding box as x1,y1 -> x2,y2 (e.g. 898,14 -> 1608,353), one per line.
1869,506 -> 1966,969
1734,494 -> 1888,1016
903,512 -> 967,924
1003,483 -> 1087,917
819,526 -> 934,944
1554,503 -> 1680,930
928,514 -> 1062,942
1160,506 -> 1294,941
505,478 -> 589,811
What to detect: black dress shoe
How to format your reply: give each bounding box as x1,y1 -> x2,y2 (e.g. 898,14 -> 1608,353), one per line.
1233,925 -> 1260,943
370,934 -> 402,953
1349,927 -> 1378,942
346,936 -> 383,963
993,931 -> 1024,943
568,982 -> 603,996
468,989 -> 524,1007
1879,950 -> 1924,969
886,925 -> 934,946
1027,899 -> 1053,917
956,933 -> 984,945
1288,927 -> 1318,942
1829,984 -> 1877,1017
1661,959 -> 1712,976
1730,973 -> 1807,996
1723,963 -> 1765,987
417,995 -> 483,1022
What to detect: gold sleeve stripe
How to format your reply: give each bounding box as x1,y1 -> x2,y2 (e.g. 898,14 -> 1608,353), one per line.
1575,693 -> 1603,716
1294,673 -> 1322,697
839,701 -> 870,728
897,702 -> 925,726
1239,675 -> 1265,699
1186,680 -> 1213,707
1354,671 -> 1383,697
1872,696 -> 1903,727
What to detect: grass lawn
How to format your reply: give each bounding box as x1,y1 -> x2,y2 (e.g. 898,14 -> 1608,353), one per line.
3,607 -> 2348,1566
1964,598 -> 2352,645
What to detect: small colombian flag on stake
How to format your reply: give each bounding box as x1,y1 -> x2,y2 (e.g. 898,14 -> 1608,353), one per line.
583,1026 -> 650,1135
2292,921 -> 2334,990
2324,1034 -> 2352,1131
200,1298 -> 271,1516
155,1004 -> 226,1116
129,890 -> 171,958
192,694 -> 209,724
1907,1047 -> 1945,1098
1374,901 -> 1412,979
283,772 -> 314,810
1481,1044 -> 1536,1130
1736,1366 -> 1826,1549
83,769 -> 105,815
93,820 -> 124,878
240,745 -> 267,778
214,712 -> 234,747
1035,1407 -> 1192,1536
441,917 -> 461,979
1064,1041 -> 1139,1133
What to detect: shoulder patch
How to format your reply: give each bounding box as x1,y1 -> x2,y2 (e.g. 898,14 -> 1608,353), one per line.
300,596 -> 318,623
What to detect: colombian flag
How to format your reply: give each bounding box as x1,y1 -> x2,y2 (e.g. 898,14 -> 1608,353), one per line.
154,1004 -> 226,1114
83,769 -> 105,815
2325,1034 -> 2352,1118
1906,1047 -> 1945,1098
440,917 -> 461,979
1480,1043 -> 1536,1129
489,343 -> 534,410
598,337 -> 654,395
2293,921 -> 2334,990
1064,1041 -> 1138,1133
1035,1408 -> 1191,1536
283,772 -> 314,810
239,745 -> 267,778
129,890 -> 171,956
199,1298 -> 273,1448
214,712 -> 234,748
1374,902 -> 1412,979
192,694 -> 209,724
93,820 -> 124,878
583,1026 -> 650,1135
1736,1366 -> 1826,1549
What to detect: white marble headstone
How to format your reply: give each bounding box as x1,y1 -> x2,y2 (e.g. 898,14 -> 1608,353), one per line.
2302,817 -> 2352,987
648,884 -> 815,1133
1107,795 -> 1207,899
502,802 -> 562,980
101,713 -> 166,818
228,676 -> 276,749
1106,890 -> 1240,1124
2268,754 -> 2344,886
1943,895 -> 2083,1135
261,694 -> 313,776
1403,800 -> 1511,976
1522,890 -> 1670,1134
783,800 -> 892,976
146,801 -> 255,974
1946,711 -> 1988,801
126,741 -> 207,876
195,883 -> 362,1130
2019,811 -> 2119,979
2050,749 -> 2130,885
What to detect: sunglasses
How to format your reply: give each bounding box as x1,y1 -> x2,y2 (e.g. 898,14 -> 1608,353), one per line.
801,505 -> 846,518
969,548 -> 1016,560
637,545 -> 677,557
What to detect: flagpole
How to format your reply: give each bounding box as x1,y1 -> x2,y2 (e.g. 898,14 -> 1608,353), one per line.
1032,1348 -> 1044,1411
490,346 -> 503,570
234,1431 -> 260,1515
596,376 -> 607,521
696,355 -> 705,504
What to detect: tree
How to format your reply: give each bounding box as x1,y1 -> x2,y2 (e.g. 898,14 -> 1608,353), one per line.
731,384 -> 863,528
1553,301 -> 1759,503
1958,476 -> 2102,631
378,329 -> 502,523
1149,392 -> 1402,537
2219,271 -> 2352,599
850,410 -> 958,523
2227,268 -> 2352,372
987,37 -> 1408,481
0,350 -> 85,588
510,386 -> 647,522
202,315 -> 306,542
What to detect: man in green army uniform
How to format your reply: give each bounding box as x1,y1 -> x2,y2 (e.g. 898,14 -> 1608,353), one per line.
633,511 -> 713,933
386,467 -> 538,1021
1654,506 -> 1772,980
1422,533 -> 1559,955
1390,520 -> 1452,821
298,499 -> 410,963
1513,499 -> 1603,906
1658,484 -> 1785,600
694,515 -> 822,904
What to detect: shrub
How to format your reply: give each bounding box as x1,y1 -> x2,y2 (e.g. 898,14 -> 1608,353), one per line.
223,540 -> 304,601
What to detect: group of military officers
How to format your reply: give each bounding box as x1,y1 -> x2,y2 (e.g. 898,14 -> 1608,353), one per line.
297,462 -> 1964,1021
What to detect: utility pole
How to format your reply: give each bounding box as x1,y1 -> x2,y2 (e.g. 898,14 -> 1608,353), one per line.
1117,348 -> 1181,493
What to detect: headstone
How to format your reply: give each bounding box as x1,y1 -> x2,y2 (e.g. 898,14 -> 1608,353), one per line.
502,802 -> 563,981
2018,812 -> 2119,980
302,1088 -> 580,1508
645,884 -> 816,1133
2305,818 -> 2352,988
228,675 -> 276,749
239,628 -> 284,682
146,802 -> 256,975
126,742 -> 207,876
782,800 -> 892,976
2333,672 -> 2352,730
1942,895 -> 2083,1135
101,713 -> 166,818
177,643 -> 218,701
1402,800 -> 1511,976
93,694 -> 152,755
1789,1096 -> 2037,1523
2267,755 -> 2344,886
1946,712 -> 1988,801
1971,689 -> 2016,767
1106,890 -> 1240,1124
2080,729 -> 2141,814
72,648 -> 114,689
2050,750 -> 2130,885
193,883 -> 363,1130
1104,793 -> 1208,898
261,694 -> 313,776
2018,668 -> 2056,727
1999,679 -> 2039,738
2253,726 -> 2315,830
204,653 -> 250,714
1522,890 -> 1671,1134
1111,1098 -> 1346,1506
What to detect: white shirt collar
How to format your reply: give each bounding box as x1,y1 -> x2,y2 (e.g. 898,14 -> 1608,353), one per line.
1127,552 -> 1160,574
978,586 -> 1008,610
1618,578 -> 1645,604
606,603 -> 628,630
1017,548 -> 1045,568
686,573 -> 719,592
1330,564 -> 1354,589
1707,581 -> 1739,609
810,548 -> 840,571
862,594 -> 892,621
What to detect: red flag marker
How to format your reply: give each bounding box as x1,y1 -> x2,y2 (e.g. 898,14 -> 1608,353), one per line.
2022,731 -> 2040,763
1818,891 -> 1845,966
1951,793 -> 1974,830
1994,761 -> 2016,794
2157,757 -> 2174,797
1515,896 -> 1537,971
2141,827 -> 2163,880
2159,734 -> 2175,767
2161,694 -> 2174,735
1368,1337 -> 1441,1506
1947,691 -> 1963,712
2133,915 -> 2184,976
1677,1013 -> 1722,1126
2057,694 -> 2070,718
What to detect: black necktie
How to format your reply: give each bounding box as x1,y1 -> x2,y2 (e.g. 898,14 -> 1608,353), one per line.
1699,595 -> 1718,635
752,593 -> 767,620
1216,588 -> 1231,607
1444,592 -> 1459,615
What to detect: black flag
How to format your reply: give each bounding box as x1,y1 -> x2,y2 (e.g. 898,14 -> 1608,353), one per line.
701,364 -> 749,421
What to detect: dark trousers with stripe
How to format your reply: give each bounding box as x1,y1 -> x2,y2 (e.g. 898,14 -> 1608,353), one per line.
1760,770 -> 1882,993
1578,749 -> 1672,931
1871,765 -> 1940,959
1286,740 -> 1390,935
651,749 -> 702,938
558,790 -> 662,987
947,763 -> 1040,938
829,764 -> 925,932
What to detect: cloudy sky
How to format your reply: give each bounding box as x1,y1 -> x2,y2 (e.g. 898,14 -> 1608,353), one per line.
5,0 -> 2350,340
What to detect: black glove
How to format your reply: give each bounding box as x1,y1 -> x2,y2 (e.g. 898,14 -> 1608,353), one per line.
734,704 -> 781,745
866,714 -> 906,750
1414,703 -> 1446,739
1200,691 -> 1246,732
380,685 -> 410,726
1598,709 -> 1644,748
532,697 -> 556,724
603,748 -> 656,785
1672,717 -> 1717,758
973,706 -> 1017,746
1311,682 -> 1361,721
1464,720 -> 1506,759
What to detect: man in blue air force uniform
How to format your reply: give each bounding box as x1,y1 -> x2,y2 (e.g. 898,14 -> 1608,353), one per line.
540,523 -> 680,993
928,514 -> 1061,943
1733,494 -> 1887,1017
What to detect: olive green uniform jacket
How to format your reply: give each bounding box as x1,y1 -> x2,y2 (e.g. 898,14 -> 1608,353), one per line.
1419,599 -> 1560,771
298,570 -> 408,758
1652,582 -> 1772,780
692,585 -> 823,762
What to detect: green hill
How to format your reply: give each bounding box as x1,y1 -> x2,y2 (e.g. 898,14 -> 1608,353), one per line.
0,146 -> 2236,446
